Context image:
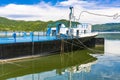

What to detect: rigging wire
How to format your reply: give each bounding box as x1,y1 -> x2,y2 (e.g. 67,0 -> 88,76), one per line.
62,37 -> 120,76
68,7 -> 115,55
75,37 -> 104,53
69,36 -> 120,59
62,36 -> 112,61
72,7 -> 120,56
74,7 -> 120,22
60,37 -> 98,64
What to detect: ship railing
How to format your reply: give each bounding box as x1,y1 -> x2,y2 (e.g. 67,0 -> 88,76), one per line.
0,31 -> 47,43
0,31 -> 46,37
56,34 -> 74,39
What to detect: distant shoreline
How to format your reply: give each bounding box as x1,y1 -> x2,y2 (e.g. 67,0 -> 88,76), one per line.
98,32 -> 120,34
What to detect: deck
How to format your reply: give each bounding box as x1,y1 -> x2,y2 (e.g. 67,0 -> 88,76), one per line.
0,36 -> 57,44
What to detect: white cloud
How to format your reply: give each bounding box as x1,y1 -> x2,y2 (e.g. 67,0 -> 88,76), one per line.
0,2 -> 68,21
0,0 -> 120,24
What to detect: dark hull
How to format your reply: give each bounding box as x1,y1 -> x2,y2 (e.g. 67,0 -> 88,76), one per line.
0,36 -> 96,59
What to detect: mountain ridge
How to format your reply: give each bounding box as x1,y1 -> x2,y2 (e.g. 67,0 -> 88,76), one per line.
0,17 -> 120,32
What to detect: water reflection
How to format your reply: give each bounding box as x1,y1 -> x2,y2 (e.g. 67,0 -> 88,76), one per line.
0,50 -> 96,80
64,61 -> 96,74
90,54 -> 120,80
8,61 -> 97,80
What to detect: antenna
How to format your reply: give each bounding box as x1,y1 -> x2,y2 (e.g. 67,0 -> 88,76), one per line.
69,6 -> 73,36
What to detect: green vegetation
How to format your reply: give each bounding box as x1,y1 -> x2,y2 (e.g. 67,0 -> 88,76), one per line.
92,23 -> 120,32
0,17 -> 50,31
0,17 -> 78,32
1,17 -> 119,32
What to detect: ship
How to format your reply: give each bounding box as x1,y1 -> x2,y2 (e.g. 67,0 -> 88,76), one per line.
0,7 -> 98,59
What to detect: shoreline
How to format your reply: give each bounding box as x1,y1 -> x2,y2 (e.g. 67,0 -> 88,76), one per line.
0,55 -> 41,63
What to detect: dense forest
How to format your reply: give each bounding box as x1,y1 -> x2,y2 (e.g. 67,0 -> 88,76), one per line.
92,23 -> 120,32
0,17 -> 120,32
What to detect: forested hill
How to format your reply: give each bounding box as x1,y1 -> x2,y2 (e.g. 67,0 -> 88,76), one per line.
0,17 -> 71,31
0,17 -> 120,32
92,23 -> 120,32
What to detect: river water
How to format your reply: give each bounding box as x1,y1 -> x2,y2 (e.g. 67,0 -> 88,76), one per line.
0,33 -> 120,80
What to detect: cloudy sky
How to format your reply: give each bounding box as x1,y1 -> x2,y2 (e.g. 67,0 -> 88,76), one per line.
0,0 -> 120,24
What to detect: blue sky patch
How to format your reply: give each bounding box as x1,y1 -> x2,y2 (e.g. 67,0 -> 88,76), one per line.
0,0 -> 66,6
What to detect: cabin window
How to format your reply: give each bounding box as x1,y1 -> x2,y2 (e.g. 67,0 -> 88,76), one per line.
52,30 -> 56,36
66,30 -> 69,35
76,30 -> 79,36
84,30 -> 86,33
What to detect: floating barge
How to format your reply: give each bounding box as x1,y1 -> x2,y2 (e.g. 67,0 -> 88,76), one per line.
0,34 -> 97,59
0,7 -> 98,59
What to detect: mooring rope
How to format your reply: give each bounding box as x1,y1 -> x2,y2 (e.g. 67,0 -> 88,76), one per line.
59,37 -> 97,66
75,37 -> 104,53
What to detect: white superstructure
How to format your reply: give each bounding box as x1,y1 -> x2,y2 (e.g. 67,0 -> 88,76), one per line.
50,23 -> 97,37
48,7 -> 98,38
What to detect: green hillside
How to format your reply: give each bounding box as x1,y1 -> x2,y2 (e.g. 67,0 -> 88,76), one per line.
0,17 -> 72,31
0,17 -> 120,32
0,17 -> 46,31
92,23 -> 120,32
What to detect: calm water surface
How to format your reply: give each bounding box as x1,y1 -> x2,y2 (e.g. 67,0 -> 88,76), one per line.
1,33 -> 120,80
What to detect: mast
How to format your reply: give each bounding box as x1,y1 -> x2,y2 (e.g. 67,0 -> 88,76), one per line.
69,6 -> 73,36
